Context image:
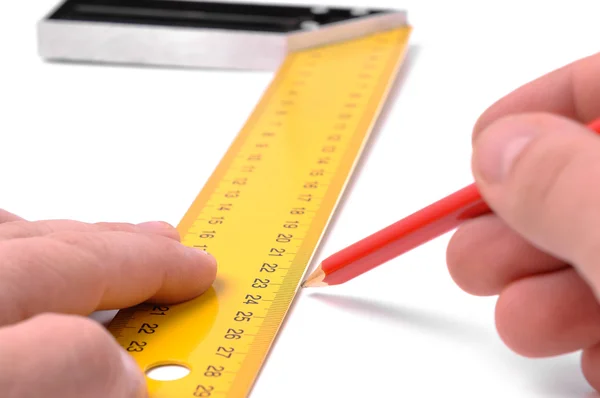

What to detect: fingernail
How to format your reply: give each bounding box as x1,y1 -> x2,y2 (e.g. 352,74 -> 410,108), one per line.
120,350 -> 149,398
473,125 -> 536,183
190,247 -> 215,259
187,247 -> 217,267
137,221 -> 180,241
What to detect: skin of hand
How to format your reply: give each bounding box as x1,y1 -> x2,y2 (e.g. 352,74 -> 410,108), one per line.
0,209 -> 217,398
446,51 -> 600,391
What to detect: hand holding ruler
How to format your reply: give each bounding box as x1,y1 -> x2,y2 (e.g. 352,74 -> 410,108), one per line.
37,1 -> 412,396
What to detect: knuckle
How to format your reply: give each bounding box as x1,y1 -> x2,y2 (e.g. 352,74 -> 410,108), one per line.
446,222 -> 495,296
94,222 -> 138,233
0,241 -> 78,324
47,231 -> 110,291
0,221 -> 41,239
49,230 -> 99,247
33,220 -> 81,234
49,231 -> 112,263
29,221 -> 56,235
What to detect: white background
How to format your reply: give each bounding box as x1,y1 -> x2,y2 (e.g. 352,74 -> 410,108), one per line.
3,1 -> 600,397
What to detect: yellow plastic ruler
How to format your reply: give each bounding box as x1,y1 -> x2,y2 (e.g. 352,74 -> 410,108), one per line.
35,1 -> 413,396
105,25 -> 411,398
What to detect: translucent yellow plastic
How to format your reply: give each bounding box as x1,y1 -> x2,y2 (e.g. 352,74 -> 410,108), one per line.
108,26 -> 412,398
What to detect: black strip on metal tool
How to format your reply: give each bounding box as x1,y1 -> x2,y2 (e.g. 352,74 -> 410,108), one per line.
37,0 -> 406,70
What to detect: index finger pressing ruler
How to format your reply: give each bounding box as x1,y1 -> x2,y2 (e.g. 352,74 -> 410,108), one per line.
37,1 -> 412,397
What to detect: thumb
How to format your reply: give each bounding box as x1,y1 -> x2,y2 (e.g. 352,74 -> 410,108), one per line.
0,313 -> 148,398
471,112 -> 600,296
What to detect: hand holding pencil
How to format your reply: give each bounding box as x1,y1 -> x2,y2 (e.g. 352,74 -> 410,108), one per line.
303,52 -> 600,391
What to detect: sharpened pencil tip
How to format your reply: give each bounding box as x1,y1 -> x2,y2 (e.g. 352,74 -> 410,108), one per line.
301,264 -> 328,288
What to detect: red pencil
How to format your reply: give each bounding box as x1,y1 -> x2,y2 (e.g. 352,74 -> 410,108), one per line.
301,117 -> 600,288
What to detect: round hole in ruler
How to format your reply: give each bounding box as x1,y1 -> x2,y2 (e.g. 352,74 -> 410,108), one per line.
350,8 -> 369,16
310,6 -> 329,14
300,20 -> 320,30
145,363 -> 190,381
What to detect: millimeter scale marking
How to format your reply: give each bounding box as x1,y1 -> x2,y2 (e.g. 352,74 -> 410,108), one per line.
37,2 -> 412,397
